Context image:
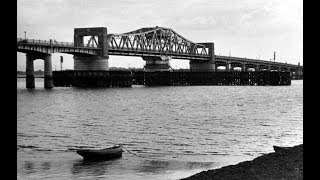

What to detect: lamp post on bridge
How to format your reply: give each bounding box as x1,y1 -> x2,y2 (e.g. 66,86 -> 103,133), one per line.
24,31 -> 26,40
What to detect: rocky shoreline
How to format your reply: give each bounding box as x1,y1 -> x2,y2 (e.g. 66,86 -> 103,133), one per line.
182,144 -> 303,180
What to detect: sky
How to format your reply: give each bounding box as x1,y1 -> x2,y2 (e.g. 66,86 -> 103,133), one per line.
17,0 -> 303,71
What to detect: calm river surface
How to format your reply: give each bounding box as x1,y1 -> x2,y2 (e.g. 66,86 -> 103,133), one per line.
17,78 -> 303,179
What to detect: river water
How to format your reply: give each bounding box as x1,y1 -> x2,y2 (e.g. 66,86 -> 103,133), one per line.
17,78 -> 303,179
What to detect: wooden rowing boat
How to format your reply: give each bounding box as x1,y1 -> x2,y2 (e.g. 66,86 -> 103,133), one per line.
76,145 -> 123,161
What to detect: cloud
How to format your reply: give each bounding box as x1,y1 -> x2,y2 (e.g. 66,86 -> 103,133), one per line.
17,0 -> 303,69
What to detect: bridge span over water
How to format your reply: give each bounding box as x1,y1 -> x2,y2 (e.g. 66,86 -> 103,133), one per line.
17,26 -> 303,88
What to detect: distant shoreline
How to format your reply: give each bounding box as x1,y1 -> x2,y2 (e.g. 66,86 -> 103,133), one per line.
17,76 -> 303,80
17,75 -> 44,78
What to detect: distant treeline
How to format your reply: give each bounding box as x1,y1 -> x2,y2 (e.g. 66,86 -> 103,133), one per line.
17,70 -> 44,75
17,67 -> 194,76
17,67 -> 146,77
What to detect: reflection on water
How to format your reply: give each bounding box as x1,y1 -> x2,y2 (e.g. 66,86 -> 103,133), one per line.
41,162 -> 51,171
136,159 -> 216,174
70,156 -> 216,179
137,160 -> 170,173
24,162 -> 35,174
185,161 -> 216,170
71,159 -> 111,177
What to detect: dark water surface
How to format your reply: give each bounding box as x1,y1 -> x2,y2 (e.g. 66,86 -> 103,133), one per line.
17,78 -> 303,179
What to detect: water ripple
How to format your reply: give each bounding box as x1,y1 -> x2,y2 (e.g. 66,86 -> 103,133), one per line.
17,79 -> 303,179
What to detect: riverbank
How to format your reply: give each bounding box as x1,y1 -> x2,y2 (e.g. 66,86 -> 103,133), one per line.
182,144 -> 303,180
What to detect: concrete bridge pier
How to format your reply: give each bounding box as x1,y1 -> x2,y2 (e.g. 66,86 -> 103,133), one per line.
270,66 -> 279,72
242,64 -> 246,72
230,64 -> 238,71
267,66 -> 271,71
214,64 -> 218,71
142,56 -> 171,72
296,62 -> 303,78
26,53 -> 53,89
26,54 -> 35,89
295,68 -> 303,78
290,69 -> 295,78
255,65 -> 260,71
225,63 -> 230,71
44,54 -> 53,88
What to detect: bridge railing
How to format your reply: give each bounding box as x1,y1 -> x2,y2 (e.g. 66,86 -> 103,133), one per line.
215,55 -> 299,67
17,38 -> 83,48
52,40 -> 74,47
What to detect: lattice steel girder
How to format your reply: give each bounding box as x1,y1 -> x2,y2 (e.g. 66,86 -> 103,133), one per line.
108,49 -> 209,60
107,26 -> 209,58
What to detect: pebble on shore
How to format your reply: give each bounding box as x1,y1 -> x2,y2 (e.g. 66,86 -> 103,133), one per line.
182,144 -> 303,180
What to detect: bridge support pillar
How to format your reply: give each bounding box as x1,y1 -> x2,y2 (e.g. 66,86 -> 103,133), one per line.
25,53 -> 53,88
225,63 -> 230,71
142,56 -> 171,72
255,65 -> 260,72
296,62 -> 303,79
26,54 -> 35,89
44,54 -> 53,88
230,64 -> 235,71
290,71 -> 295,78
242,64 -> 246,72
267,66 -> 271,71
74,56 -> 109,70
295,68 -> 303,79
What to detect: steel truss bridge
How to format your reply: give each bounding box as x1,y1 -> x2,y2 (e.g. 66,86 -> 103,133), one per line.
107,26 -> 209,60
17,26 -> 302,71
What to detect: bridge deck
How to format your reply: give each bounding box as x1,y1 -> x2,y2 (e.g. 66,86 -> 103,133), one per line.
17,38 -> 302,69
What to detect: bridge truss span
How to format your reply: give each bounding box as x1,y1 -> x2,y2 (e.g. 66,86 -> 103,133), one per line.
107,26 -> 210,60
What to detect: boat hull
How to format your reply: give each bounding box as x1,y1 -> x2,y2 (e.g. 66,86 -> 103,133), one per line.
76,146 -> 122,161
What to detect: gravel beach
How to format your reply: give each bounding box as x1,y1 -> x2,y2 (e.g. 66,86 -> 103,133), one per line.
182,144 -> 303,180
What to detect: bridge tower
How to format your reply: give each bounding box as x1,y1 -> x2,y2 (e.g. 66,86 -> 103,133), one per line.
189,43 -> 215,71
73,27 -> 109,70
